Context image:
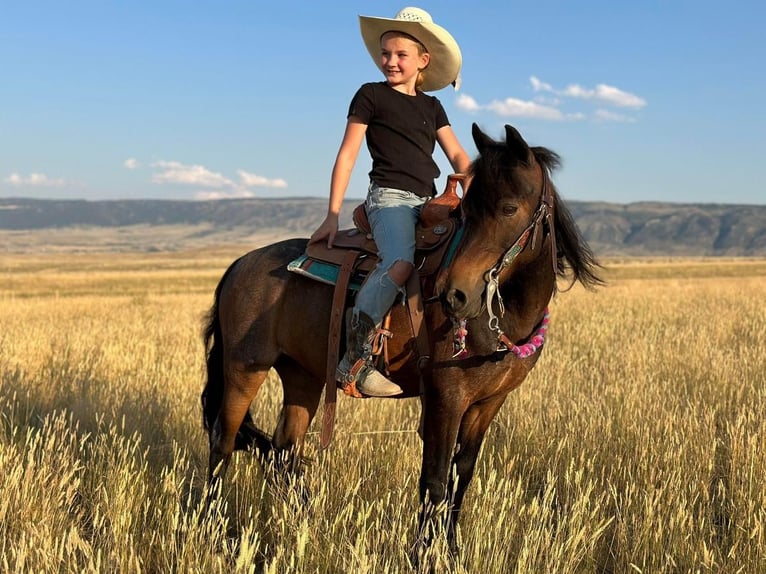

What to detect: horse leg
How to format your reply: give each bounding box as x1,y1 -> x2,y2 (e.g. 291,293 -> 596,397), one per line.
208,363 -> 270,487
271,357 -> 323,474
417,388 -> 467,547
445,394 -> 507,552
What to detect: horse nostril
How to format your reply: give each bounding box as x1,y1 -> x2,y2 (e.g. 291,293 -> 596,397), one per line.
445,288 -> 467,315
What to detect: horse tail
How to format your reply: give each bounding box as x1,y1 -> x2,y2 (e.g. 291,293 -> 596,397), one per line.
553,190 -> 605,290
201,257 -> 241,433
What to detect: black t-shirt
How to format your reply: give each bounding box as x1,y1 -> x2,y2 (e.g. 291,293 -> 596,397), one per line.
348,82 -> 450,198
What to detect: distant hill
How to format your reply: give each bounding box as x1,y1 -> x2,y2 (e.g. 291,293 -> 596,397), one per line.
1,196 -> 765,256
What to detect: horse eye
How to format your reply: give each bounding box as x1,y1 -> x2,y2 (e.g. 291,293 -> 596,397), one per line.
502,204 -> 518,216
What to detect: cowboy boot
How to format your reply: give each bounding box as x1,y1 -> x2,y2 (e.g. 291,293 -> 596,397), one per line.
336,310 -> 403,397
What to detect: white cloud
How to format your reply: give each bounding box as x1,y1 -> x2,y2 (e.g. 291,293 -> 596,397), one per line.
456,77 -> 646,122
237,170 -> 288,189
133,159 -> 289,198
594,109 -> 636,123
487,98 -> 567,120
4,172 -> 68,187
591,84 -> 646,109
530,76 -> 647,109
195,189 -> 256,200
529,76 -> 553,92
455,94 -> 481,112
456,93 -> 576,120
533,95 -> 562,107
151,161 -> 234,188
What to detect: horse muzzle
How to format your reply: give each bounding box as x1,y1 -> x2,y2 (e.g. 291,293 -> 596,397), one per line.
439,281 -> 485,320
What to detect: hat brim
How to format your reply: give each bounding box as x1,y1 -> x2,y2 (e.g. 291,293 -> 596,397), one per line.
359,15 -> 462,92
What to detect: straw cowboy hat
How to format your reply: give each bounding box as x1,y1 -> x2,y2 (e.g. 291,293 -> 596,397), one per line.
359,7 -> 462,92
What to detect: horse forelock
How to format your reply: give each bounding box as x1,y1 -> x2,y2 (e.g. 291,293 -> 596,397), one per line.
465,143 -> 559,219
465,148 -> 518,217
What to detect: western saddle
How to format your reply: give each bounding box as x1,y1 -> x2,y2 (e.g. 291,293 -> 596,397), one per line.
292,174 -> 465,447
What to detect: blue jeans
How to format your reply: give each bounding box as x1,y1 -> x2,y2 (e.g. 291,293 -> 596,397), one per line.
353,182 -> 427,325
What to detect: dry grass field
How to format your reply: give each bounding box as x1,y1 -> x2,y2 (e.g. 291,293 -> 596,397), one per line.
0,247 -> 764,573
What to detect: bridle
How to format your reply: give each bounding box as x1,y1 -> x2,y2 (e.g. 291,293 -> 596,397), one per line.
452,161 -> 558,356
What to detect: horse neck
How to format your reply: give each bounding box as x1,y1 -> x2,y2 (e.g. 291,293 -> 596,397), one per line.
498,235 -> 557,341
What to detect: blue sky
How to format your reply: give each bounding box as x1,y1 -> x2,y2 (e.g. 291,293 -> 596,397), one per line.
2,0 -> 764,205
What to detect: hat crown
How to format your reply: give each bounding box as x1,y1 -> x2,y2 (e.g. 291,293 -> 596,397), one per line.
393,7 -> 433,24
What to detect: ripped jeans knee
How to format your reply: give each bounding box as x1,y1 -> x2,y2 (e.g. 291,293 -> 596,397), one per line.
355,182 -> 425,325
354,264 -> 407,326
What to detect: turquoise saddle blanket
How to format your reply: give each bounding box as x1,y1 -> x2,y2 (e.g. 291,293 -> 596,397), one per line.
287,253 -> 367,291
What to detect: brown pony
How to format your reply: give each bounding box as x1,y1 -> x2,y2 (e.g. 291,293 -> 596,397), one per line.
201,123 -> 602,549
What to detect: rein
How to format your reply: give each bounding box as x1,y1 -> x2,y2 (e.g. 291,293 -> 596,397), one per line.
453,162 -> 558,357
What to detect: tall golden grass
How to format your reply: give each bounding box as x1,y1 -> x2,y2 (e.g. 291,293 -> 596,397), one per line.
0,251 -> 764,573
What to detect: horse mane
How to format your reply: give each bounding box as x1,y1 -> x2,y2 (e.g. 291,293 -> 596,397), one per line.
531,147 -> 604,290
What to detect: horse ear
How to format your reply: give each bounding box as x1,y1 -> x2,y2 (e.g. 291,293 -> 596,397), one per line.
504,125 -> 531,162
472,123 -> 495,154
